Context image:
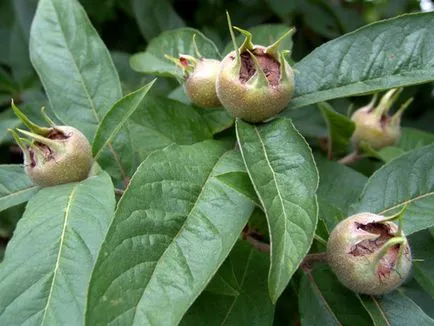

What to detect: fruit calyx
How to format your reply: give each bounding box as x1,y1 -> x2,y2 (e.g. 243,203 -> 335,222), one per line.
351,88 -> 413,150
228,21 -> 294,89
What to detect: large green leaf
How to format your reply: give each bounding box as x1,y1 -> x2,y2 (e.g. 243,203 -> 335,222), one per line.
128,96 -> 213,160
180,241 -> 274,325
132,0 -> 185,41
350,143 -> 434,235
299,265 -> 372,326
289,13 -> 434,109
0,165 -> 39,212
86,143 -> 255,326
29,0 -> 135,185
236,118 -> 319,302
92,80 -> 155,159
409,230 -> 434,297
359,291 -> 434,326
30,0 -> 122,140
130,28 -> 221,79
0,172 -> 115,325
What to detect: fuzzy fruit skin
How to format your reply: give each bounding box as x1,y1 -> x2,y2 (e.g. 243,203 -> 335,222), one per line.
216,47 -> 294,123
25,126 -> 93,187
327,213 -> 412,295
185,59 -> 221,108
351,107 -> 400,149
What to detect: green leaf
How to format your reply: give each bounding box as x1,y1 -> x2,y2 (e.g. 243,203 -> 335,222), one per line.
290,13 -> 434,109
93,80 -> 156,159
398,127 -> 434,151
373,146 -> 406,163
409,230 -> 434,297
236,118 -> 319,302
0,165 -> 39,212
282,104 -> 328,138
350,143 -> 434,235
401,279 -> 434,319
132,0 -> 185,41
9,20 -> 34,84
130,28 -> 221,79
30,0 -> 122,140
168,86 -> 234,135
364,128 -> 434,163
86,143 -> 255,326
0,115 -> 20,144
316,156 -> 367,230
222,24 -> 294,56
299,265 -> 372,326
193,107 -> 234,135
111,51 -> 149,94
319,102 -> 355,158
13,0 -> 38,42
181,241 -> 274,325
0,172 -> 115,325
128,96 -> 213,160
359,291 -> 434,326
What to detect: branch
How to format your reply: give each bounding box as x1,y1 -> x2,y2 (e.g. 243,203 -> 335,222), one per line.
114,188 -> 124,197
338,150 -> 362,165
244,234 -> 328,269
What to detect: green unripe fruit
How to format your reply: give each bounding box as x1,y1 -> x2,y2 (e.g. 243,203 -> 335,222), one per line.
22,126 -> 93,187
217,47 -> 294,122
185,58 -> 221,108
351,88 -> 412,150
216,13 -> 295,123
327,212 -> 412,295
9,101 -> 93,187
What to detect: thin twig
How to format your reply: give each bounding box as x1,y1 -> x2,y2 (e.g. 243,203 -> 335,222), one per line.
245,235 -> 270,252
245,234 -> 328,269
114,188 -> 124,197
338,150 -> 362,165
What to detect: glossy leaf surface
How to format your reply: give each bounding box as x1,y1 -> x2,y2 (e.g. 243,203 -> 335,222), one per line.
236,118 -> 318,302
0,172 -> 115,325
290,13 -> 434,109
86,143 -> 255,325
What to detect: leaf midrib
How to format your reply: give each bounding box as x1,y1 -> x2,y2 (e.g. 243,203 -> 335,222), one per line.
253,126 -> 289,282
40,184 -> 77,325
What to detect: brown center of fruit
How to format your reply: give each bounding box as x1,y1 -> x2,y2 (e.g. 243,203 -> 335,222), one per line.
349,222 -> 393,256
48,129 -> 69,140
238,48 -> 280,86
349,222 -> 403,279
